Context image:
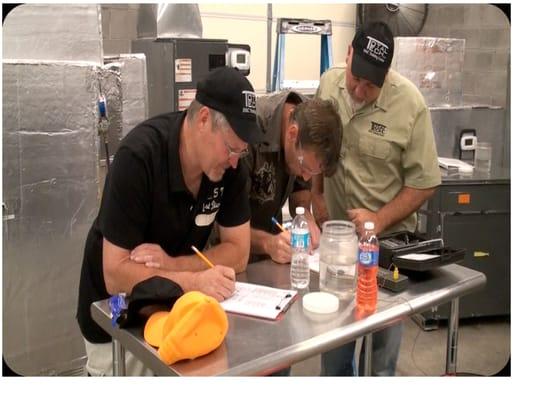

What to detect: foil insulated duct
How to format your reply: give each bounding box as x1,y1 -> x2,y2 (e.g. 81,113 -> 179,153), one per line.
2,60 -> 100,375
119,55 -> 149,139
104,54 -> 148,140
137,3 -> 202,39
99,54 -> 149,164
2,4 -> 104,65
98,66 -> 123,163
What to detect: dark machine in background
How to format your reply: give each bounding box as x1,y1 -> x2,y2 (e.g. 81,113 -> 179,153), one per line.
407,104 -> 511,330
132,38 -> 250,118
132,4 -> 249,118
132,38 -> 222,117
416,169 -> 510,329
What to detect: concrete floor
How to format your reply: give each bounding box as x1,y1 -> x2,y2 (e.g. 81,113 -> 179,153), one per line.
290,315 -> 510,376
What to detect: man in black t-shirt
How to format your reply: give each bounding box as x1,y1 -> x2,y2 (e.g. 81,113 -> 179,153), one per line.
77,67 -> 263,376
246,91 -> 343,264
241,91 -> 343,377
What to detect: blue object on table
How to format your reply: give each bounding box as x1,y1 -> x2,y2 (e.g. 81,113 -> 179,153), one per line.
109,293 -> 127,328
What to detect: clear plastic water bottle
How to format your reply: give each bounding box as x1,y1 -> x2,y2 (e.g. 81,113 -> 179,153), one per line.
290,207 -> 310,289
356,221 -> 379,317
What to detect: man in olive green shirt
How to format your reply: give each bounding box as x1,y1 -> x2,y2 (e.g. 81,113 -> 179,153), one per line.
313,22 -> 441,376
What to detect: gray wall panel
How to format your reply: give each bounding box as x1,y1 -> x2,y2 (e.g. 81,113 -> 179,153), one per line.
430,107 -> 507,168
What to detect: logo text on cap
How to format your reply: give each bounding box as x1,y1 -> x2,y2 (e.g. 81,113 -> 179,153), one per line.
242,90 -> 257,115
363,36 -> 389,63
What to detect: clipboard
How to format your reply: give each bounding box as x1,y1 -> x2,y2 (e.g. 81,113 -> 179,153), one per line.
220,282 -> 297,320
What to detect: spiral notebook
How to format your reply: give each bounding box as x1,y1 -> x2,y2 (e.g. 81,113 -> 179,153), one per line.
220,282 -> 297,320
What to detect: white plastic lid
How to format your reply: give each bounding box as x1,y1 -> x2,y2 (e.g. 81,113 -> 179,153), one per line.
458,163 -> 474,174
303,292 -> 339,314
364,221 -> 375,230
295,207 -> 305,215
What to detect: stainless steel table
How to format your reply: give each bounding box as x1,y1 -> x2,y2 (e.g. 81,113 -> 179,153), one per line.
91,260 -> 486,376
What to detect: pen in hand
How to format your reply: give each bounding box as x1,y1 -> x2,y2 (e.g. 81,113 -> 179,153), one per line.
271,216 -> 287,233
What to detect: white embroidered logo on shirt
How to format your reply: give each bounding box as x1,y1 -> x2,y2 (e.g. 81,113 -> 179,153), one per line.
195,211 -> 218,227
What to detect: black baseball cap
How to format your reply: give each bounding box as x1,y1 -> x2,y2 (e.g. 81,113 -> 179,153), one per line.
195,67 -> 263,144
117,276 -> 184,328
351,21 -> 394,88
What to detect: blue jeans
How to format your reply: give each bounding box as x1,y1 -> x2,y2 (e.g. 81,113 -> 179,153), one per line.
321,322 -> 403,376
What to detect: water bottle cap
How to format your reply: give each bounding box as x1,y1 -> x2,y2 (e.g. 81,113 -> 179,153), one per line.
364,221 -> 374,230
295,207 -> 305,215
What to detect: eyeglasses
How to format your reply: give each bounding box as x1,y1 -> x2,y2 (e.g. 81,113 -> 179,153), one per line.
297,142 -> 322,176
221,131 -> 249,159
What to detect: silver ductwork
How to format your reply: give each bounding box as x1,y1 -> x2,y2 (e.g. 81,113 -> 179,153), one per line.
2,4 -> 104,64
3,4 -> 148,376
2,3 -> 104,376
137,3 -> 203,39
3,59 -> 100,376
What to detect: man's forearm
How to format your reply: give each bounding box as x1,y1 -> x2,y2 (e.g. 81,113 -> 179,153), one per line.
311,174 -> 324,195
202,241 -> 249,273
104,256 -> 196,295
167,253 -> 210,272
166,223 -> 251,273
250,227 -> 273,255
311,174 -> 329,227
167,242 -> 248,273
377,186 -> 437,232
103,238 -> 197,294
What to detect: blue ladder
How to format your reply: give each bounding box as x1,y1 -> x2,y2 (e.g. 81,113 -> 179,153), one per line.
272,18 -> 333,92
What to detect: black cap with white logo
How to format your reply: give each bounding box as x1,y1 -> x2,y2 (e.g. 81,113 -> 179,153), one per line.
195,67 -> 263,144
351,21 -> 394,88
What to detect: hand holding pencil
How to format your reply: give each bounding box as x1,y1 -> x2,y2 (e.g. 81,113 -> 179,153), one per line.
271,217 -> 287,233
266,217 -> 291,264
191,245 -> 215,269
190,245 -> 235,301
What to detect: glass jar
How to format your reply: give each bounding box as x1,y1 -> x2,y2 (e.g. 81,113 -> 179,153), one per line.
319,220 -> 358,299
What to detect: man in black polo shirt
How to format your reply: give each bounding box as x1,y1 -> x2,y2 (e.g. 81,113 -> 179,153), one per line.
77,67 -> 263,376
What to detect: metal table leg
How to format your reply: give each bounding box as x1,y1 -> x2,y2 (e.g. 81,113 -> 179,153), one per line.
445,298 -> 460,375
363,333 -> 373,376
112,338 -> 126,376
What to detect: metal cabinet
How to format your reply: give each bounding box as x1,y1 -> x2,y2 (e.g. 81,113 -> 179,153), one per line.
417,169 -> 510,327
131,38 -> 228,118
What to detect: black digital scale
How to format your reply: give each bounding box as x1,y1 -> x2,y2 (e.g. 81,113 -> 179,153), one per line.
378,232 -> 465,272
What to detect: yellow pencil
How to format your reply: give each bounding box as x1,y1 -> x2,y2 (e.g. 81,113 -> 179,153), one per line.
271,216 -> 287,232
191,246 -> 215,269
